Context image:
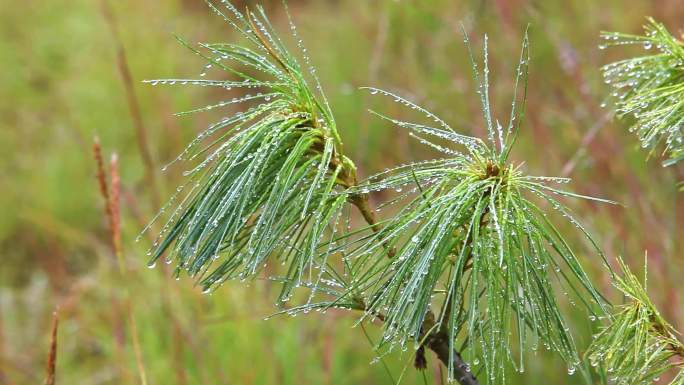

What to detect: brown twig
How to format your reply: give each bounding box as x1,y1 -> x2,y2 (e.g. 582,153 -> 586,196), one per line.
352,301 -> 479,385
424,327 -> 479,385
349,192 -> 397,258
347,193 -> 381,234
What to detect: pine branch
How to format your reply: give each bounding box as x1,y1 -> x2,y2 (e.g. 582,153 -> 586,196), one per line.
586,256 -> 684,385
601,17 -> 684,170
145,3 -> 618,384
329,29 -> 615,383
141,1 -> 377,301
141,1 -> 397,302
282,28 -> 615,384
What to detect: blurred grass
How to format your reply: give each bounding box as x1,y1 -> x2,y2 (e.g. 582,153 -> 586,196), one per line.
1,0 -> 684,384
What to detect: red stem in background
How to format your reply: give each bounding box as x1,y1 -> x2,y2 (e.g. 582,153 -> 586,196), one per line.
43,311 -> 58,385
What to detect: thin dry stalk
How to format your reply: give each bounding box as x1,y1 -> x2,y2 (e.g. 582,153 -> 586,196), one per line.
110,154 -> 123,262
92,140 -> 148,385
100,0 -> 160,209
126,303 -> 148,385
43,311 -> 58,385
94,137 -> 116,255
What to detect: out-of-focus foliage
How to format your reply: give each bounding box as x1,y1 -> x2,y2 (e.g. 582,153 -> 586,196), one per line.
2,1 -> 684,385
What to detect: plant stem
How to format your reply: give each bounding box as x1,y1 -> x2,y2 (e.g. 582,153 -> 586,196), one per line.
334,155 -> 396,258
101,0 -> 160,210
354,303 -> 480,385
349,193 -> 397,258
43,311 -> 58,385
93,142 -> 148,385
348,192 -> 381,234
424,327 -> 480,385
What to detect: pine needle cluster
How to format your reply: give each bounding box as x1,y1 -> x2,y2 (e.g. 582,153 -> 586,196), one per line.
601,18 -> 684,168
141,1 -> 361,301
587,257 -> 684,385
310,31 -> 614,383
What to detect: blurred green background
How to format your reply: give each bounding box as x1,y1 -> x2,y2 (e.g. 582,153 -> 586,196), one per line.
2,0 -> 684,384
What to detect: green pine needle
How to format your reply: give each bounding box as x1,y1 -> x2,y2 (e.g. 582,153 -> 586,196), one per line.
141,1 -> 358,300
601,17 -> 684,168
586,256 -> 684,385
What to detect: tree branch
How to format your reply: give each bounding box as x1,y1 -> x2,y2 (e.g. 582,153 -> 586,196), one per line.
353,302 -> 480,385
426,331 -> 479,385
